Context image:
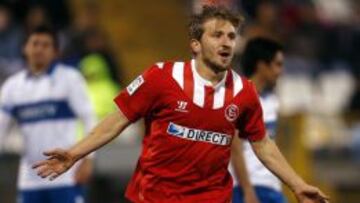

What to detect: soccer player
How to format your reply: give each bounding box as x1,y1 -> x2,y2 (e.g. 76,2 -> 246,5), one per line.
0,26 -> 96,203
230,38 -> 286,203
33,6 -> 328,203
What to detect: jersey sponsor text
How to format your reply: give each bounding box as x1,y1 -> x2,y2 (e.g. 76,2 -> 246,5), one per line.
167,122 -> 231,146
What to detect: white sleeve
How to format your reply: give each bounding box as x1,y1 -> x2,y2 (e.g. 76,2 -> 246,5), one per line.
67,70 -> 97,134
0,83 -> 15,151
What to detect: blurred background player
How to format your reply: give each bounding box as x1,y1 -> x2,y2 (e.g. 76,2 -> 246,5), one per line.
0,25 -> 96,203
230,38 -> 285,203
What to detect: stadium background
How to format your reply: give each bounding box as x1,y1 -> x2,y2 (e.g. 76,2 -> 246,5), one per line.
0,0 -> 359,202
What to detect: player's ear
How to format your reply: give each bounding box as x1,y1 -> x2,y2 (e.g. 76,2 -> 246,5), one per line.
190,39 -> 201,55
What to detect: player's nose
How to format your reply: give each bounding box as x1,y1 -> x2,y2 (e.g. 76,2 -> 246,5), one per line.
222,37 -> 232,47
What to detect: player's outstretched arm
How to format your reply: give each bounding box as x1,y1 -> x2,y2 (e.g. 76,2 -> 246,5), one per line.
231,135 -> 260,203
32,111 -> 130,181
251,136 -> 329,203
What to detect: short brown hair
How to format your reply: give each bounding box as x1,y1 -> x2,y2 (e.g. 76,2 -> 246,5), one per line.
24,25 -> 59,50
189,6 -> 244,41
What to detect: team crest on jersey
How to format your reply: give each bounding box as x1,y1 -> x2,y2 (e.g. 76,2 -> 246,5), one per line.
127,75 -> 144,95
225,104 -> 239,122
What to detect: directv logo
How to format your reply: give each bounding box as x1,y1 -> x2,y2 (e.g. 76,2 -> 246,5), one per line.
167,123 -> 185,137
167,122 -> 231,146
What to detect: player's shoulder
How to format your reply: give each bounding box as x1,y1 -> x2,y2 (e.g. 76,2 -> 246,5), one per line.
54,63 -> 80,75
154,61 -> 166,69
149,60 -> 193,79
152,60 -> 190,70
147,60 -> 178,71
241,76 -> 256,90
54,63 -> 84,81
232,73 -> 262,108
231,71 -> 255,96
1,70 -> 27,92
142,60 -> 179,78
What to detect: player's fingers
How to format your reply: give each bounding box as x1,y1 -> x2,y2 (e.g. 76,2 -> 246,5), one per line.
38,167 -> 54,178
319,195 -> 330,202
32,160 -> 49,169
320,199 -> 329,203
35,164 -> 54,176
318,194 -> 330,203
43,148 -> 63,157
49,172 -> 60,181
319,192 -> 330,200
315,189 -> 330,201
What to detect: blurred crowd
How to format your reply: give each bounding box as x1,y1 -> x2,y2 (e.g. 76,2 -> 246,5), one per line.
0,0 -> 123,91
196,0 -> 359,110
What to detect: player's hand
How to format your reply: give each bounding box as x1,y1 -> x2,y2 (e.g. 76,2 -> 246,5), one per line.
75,158 -> 93,184
32,148 -> 76,181
294,184 -> 329,203
243,188 -> 260,203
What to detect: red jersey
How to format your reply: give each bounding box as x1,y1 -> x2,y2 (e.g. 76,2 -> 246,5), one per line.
114,59 -> 265,203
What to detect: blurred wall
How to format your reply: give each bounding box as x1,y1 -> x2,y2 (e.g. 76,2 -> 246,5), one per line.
71,0 -> 191,84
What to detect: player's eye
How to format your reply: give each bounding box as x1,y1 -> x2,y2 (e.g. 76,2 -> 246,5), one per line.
228,33 -> 236,40
212,32 -> 222,38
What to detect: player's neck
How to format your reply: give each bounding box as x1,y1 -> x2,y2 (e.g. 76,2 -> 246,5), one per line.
194,59 -> 226,86
250,75 -> 266,93
28,63 -> 49,76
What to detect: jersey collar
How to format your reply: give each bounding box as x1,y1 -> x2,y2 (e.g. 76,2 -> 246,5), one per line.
26,61 -> 58,78
190,59 -> 228,90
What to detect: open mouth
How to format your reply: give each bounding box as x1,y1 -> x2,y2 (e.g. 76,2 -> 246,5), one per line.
218,51 -> 231,58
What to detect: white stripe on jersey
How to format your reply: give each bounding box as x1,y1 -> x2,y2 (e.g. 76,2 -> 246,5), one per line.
156,62 -> 164,69
213,85 -> 225,109
193,73 -> 205,107
172,62 -> 185,89
232,70 -> 243,96
169,60 -> 243,109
